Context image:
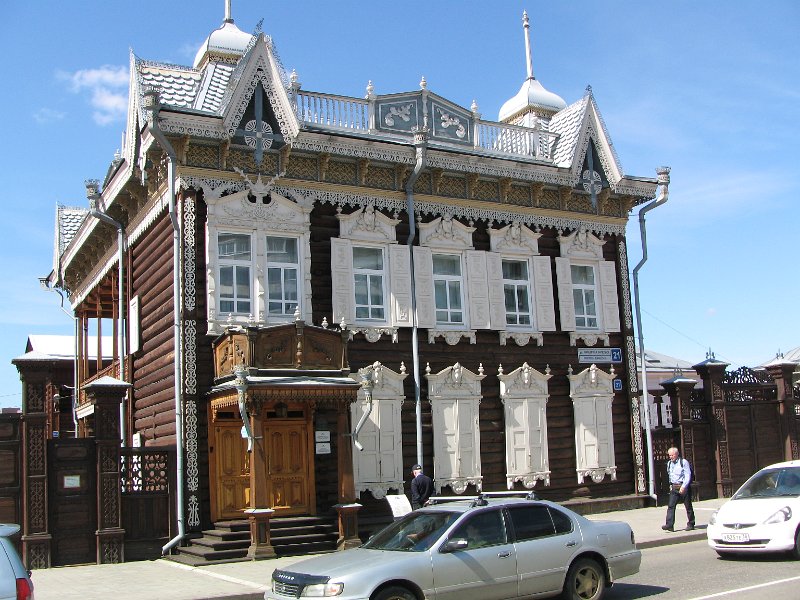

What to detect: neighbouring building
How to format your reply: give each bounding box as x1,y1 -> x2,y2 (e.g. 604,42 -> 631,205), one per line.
33,4 -> 669,562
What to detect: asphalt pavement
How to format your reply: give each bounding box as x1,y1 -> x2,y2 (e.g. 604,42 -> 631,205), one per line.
29,498 -> 727,600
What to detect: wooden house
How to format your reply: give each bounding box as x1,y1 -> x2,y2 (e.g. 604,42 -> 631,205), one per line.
43,4 -> 667,555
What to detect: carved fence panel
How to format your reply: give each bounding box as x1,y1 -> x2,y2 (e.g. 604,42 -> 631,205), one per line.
120,448 -> 176,561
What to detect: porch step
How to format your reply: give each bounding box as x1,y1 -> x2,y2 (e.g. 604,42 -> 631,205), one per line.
169,514 -> 339,565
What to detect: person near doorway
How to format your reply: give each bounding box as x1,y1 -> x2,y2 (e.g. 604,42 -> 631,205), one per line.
663,447 -> 695,531
410,464 -> 433,509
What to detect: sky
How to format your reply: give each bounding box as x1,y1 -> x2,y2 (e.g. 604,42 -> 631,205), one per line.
1,1 -> 798,408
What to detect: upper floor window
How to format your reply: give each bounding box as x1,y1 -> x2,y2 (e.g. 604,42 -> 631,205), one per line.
266,236 -> 299,317
218,233 -> 251,315
502,259 -> 532,327
570,264 -> 598,329
433,254 -> 464,326
353,246 -> 386,321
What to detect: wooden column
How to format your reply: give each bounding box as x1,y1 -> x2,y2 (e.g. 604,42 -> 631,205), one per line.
335,400 -> 361,549
765,361 -> 799,461
694,358 -> 732,498
83,377 -> 130,564
20,373 -> 52,569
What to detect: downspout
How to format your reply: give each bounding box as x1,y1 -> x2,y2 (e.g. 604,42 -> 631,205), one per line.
405,128 -> 428,467
632,166 -> 670,502
142,89 -> 185,554
85,180 -> 126,446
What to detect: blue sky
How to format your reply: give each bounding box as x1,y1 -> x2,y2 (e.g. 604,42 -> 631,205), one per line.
1,1 -> 798,408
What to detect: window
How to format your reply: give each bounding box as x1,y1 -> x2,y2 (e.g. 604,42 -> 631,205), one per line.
451,510 -> 507,549
266,236 -> 299,316
507,505 -> 555,541
571,264 -> 598,329
433,254 -> 464,325
502,259 -> 531,326
218,233 -> 251,315
353,246 -> 385,321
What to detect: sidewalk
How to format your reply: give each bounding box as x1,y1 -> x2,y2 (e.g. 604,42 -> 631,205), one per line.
30,498 -> 726,600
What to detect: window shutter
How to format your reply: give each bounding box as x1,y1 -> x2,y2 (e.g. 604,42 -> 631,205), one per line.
598,260 -> 621,333
377,399 -> 403,484
506,399 -> 529,476
388,245 -> 413,327
457,399 -> 481,479
466,250 -> 491,329
573,399 -> 600,470
433,398 -> 458,480
351,399 -> 380,484
331,238 -> 355,325
486,252 -> 507,330
555,257 -> 576,332
412,246 -> 435,329
531,255 -> 556,332
527,399 -> 547,475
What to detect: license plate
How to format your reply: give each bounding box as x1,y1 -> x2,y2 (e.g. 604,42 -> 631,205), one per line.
722,533 -> 750,543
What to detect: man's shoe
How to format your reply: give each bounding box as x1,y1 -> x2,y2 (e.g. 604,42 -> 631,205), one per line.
661,525 -> 674,531
686,525 -> 695,531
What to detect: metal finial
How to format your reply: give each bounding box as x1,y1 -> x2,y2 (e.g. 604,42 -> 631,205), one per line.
522,10 -> 534,79
420,76 -> 427,90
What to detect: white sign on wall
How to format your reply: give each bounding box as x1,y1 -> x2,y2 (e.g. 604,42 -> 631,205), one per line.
577,348 -> 622,364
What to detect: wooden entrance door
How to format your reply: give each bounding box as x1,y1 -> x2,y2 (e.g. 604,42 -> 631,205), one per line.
212,423 -> 250,521
265,421 -> 314,515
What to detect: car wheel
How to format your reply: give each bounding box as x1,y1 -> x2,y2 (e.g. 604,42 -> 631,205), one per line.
791,528 -> 800,560
372,585 -> 416,600
562,558 -> 606,600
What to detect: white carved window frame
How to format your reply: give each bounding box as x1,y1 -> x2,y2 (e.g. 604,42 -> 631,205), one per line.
416,215 -> 484,345
555,227 -> 620,347
206,189 -> 313,335
489,222 -> 556,348
332,205 -> 409,343
425,362 -> 485,494
568,363 -> 618,484
498,362 -> 552,489
349,362 -> 407,500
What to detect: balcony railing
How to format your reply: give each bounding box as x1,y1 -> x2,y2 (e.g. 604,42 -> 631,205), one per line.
294,90 -> 558,162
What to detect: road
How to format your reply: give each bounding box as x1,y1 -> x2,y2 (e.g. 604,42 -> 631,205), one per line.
607,539 -> 800,599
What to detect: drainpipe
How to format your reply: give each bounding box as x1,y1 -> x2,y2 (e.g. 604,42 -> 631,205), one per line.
405,128 -> 428,467
85,180 -> 126,446
632,166 -> 670,502
142,89 -> 185,554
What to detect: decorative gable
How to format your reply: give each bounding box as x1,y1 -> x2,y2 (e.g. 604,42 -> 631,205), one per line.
489,221 -> 541,255
336,204 -> 400,243
418,215 -> 475,250
558,227 -> 606,259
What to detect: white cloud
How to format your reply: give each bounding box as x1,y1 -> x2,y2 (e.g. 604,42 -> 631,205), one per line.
58,65 -> 129,126
32,107 -> 66,124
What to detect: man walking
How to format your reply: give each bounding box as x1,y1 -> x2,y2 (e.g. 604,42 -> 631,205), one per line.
410,464 -> 433,509
662,447 -> 695,531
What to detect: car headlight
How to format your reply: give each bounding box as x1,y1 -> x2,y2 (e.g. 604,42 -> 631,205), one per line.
301,582 -> 344,597
709,511 -> 718,526
764,507 -> 792,525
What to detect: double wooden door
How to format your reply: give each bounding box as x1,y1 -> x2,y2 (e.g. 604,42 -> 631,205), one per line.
212,419 -> 313,521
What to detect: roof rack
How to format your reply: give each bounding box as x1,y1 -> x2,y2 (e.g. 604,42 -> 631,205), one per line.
427,490 -> 541,507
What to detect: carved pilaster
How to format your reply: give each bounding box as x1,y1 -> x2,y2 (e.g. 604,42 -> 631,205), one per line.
558,186 -> 572,210
694,359 -> 731,497
531,182 -> 544,207
765,361 -> 798,462
430,168 -> 443,195
499,177 -> 511,203
466,173 -> 479,199
394,164 -> 409,190
280,143 -> 291,173
220,139 -> 230,170
358,158 -> 370,185
319,153 -> 331,181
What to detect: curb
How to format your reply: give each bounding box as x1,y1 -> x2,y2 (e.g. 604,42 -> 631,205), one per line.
637,531 -> 707,550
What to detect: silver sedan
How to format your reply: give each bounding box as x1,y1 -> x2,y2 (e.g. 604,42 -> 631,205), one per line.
266,495 -> 640,600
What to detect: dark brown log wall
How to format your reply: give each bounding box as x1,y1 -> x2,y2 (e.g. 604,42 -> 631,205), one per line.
130,214 -> 176,444
310,202 -> 635,504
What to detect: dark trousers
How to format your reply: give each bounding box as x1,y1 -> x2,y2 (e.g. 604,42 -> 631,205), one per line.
665,485 -> 695,528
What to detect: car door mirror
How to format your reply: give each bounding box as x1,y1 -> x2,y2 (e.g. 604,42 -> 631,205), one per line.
441,538 -> 469,553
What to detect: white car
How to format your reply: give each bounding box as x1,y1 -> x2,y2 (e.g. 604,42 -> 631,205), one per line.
267,494 -> 640,600
0,524 -> 34,600
707,460 -> 800,559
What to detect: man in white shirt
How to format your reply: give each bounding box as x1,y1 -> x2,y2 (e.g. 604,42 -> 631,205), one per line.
662,447 -> 696,532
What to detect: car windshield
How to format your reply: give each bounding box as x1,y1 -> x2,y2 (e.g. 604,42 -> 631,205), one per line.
733,467 -> 800,499
363,510 -> 460,552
